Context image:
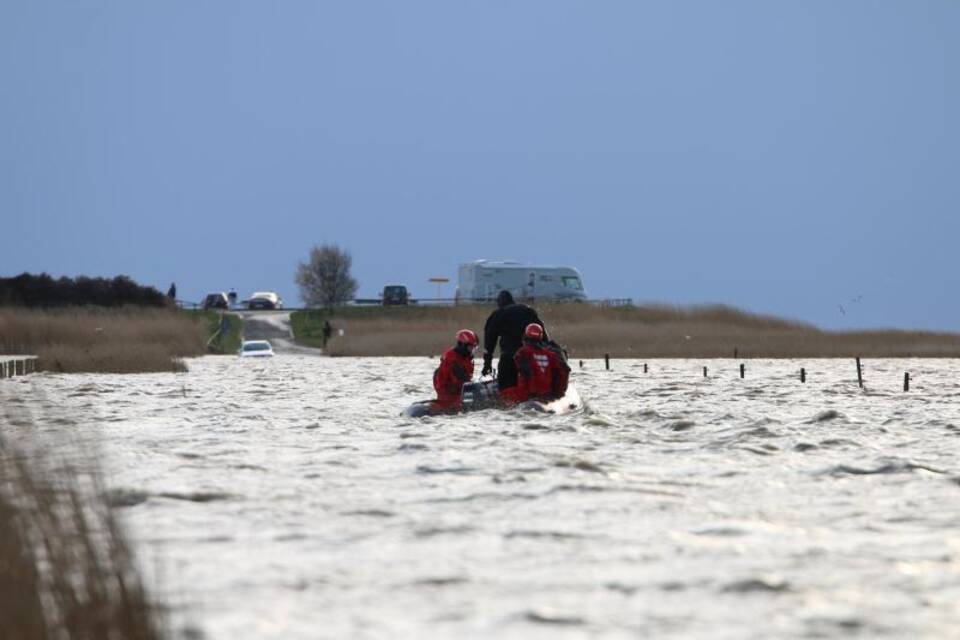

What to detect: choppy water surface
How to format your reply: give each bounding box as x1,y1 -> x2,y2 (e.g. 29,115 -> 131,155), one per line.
5,357 -> 960,639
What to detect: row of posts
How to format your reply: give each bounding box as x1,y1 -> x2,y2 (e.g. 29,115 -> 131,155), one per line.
595,354 -> 912,392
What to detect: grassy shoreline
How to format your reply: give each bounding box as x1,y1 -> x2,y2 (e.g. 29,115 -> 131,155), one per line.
292,304 -> 960,358
0,308 -> 245,374
0,307 -> 232,373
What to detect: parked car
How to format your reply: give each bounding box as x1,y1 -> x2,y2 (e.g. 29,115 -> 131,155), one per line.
239,340 -> 275,358
203,292 -> 229,309
248,291 -> 283,310
382,285 -> 409,306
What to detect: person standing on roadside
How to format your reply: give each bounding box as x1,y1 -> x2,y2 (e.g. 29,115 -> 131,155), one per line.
322,320 -> 333,348
482,290 -> 547,390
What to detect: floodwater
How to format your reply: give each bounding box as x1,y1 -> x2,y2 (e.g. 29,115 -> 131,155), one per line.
4,356 -> 960,639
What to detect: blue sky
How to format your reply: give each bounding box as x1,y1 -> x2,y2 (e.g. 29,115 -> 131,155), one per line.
2,1 -> 957,330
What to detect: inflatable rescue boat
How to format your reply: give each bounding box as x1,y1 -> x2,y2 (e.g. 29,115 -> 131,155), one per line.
402,379 -> 583,418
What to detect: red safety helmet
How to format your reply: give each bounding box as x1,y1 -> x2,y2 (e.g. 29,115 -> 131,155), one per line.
456,329 -> 478,347
523,323 -> 544,341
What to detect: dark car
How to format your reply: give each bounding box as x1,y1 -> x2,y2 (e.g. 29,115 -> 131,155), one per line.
203,293 -> 229,310
382,285 -> 409,306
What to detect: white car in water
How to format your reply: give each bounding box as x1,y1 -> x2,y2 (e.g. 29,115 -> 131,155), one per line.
239,340 -> 275,358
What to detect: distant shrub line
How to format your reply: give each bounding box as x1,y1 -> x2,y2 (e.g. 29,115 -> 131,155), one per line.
0,272 -> 168,308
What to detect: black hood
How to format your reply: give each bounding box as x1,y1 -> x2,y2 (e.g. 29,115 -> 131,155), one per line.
496,290 -> 515,308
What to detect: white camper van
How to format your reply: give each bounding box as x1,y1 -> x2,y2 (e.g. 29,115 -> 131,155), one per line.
456,260 -> 587,303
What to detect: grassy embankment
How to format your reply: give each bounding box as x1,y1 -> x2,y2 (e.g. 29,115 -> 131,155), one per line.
0,434 -> 166,638
289,310 -> 331,349
0,308 -> 242,373
292,304 -> 960,358
187,309 -> 243,355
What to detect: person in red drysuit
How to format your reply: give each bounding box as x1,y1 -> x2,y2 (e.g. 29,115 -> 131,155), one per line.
430,329 -> 478,413
500,323 -> 570,405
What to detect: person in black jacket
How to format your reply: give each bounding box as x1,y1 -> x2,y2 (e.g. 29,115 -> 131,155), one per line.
482,290 -> 547,390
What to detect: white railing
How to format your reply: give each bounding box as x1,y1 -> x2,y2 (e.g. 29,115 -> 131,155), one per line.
0,355 -> 39,378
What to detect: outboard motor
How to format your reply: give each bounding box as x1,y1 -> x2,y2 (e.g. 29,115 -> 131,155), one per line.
460,380 -> 500,412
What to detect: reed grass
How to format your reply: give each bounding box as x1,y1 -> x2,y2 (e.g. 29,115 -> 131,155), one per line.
0,438 -> 166,639
0,308 -> 208,373
300,304 -> 960,358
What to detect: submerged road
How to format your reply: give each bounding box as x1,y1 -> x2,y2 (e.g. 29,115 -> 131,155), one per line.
237,310 -> 323,356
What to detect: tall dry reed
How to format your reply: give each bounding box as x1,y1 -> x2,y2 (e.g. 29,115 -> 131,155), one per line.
0,308 -> 207,373
321,303 -> 960,358
0,438 -> 165,639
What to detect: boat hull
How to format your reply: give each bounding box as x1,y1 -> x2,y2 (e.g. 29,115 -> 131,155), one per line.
402,382 -> 582,418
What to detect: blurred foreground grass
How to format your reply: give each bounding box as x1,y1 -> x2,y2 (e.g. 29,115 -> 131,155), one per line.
0,433 -> 166,639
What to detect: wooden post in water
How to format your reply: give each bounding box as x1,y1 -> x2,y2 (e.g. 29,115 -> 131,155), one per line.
703,366 -> 708,378
800,368 -> 806,383
643,363 -> 648,373
856,357 -> 863,388
605,354 -> 610,370
739,363 -> 745,379
904,372 -> 910,392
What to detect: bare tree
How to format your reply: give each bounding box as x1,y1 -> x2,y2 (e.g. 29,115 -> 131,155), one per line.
295,244 -> 359,307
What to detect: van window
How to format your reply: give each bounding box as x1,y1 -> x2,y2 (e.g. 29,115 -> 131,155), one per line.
562,277 -> 583,291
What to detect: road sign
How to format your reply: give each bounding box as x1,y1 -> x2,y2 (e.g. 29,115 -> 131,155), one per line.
429,277 -> 450,300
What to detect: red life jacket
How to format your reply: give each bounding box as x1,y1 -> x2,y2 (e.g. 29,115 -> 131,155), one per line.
506,343 -> 570,403
432,348 -> 474,410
